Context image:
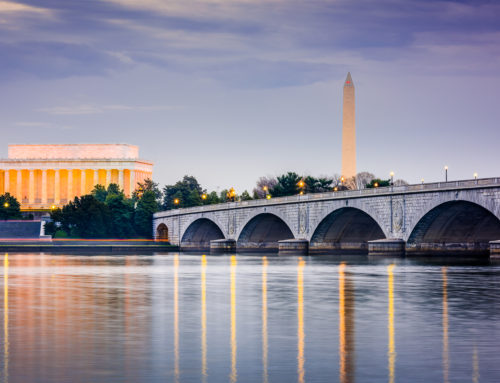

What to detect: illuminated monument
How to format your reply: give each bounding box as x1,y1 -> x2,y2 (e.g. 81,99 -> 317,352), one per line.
341,72 -> 356,179
0,144 -> 153,211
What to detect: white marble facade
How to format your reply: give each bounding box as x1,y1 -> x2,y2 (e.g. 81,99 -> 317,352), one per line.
0,144 -> 153,210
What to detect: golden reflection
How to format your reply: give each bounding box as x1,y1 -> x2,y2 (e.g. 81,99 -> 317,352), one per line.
297,258 -> 305,383
201,255 -> 207,382
174,254 -> 180,383
230,256 -> 237,383
388,264 -> 396,383
472,347 -> 479,383
442,267 -> 449,383
262,257 -> 268,383
3,253 -> 8,383
339,263 -> 355,383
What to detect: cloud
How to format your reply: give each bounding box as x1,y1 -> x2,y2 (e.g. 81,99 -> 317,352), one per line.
37,104 -> 182,115
14,121 -> 73,130
0,1 -> 52,15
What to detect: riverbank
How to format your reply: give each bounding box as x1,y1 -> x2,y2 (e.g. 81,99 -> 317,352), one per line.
0,239 -> 178,253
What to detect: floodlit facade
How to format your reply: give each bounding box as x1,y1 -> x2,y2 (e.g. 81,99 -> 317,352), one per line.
0,144 -> 153,211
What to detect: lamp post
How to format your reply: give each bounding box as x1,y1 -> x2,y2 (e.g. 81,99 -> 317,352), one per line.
173,198 -> 180,208
444,166 -> 448,182
474,173 -> 478,180
297,179 -> 305,196
421,178 -> 424,184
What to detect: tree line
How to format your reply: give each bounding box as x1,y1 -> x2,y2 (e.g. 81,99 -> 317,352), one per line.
161,171 -> 407,210
1,171 -> 407,239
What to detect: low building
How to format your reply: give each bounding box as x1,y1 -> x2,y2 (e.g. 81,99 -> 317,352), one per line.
0,144 -> 153,211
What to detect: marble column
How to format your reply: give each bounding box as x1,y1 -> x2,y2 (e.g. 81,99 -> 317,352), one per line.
129,170 -> 135,196
4,170 -> 10,194
41,170 -> 47,204
17,170 -> 22,202
29,169 -> 35,204
54,169 -> 60,205
68,169 -> 73,202
106,169 -> 112,187
118,169 -> 124,191
94,170 -> 99,187
81,170 -> 86,196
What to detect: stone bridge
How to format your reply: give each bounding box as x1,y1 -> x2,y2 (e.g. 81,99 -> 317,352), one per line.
153,178 -> 500,256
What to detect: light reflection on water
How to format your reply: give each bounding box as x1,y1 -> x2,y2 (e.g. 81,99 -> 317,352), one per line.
1,253 -> 500,383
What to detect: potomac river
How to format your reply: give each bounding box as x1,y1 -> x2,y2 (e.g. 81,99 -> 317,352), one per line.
1,252 -> 499,383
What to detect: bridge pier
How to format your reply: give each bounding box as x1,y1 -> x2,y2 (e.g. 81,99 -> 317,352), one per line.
210,239 -> 236,253
278,239 -> 309,255
489,240 -> 500,258
368,239 -> 406,256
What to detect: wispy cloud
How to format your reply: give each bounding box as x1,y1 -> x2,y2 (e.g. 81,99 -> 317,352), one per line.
14,121 -> 73,130
0,1 -> 52,15
37,104 -> 182,115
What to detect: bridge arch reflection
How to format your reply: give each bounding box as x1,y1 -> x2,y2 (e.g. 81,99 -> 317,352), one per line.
310,207 -> 385,254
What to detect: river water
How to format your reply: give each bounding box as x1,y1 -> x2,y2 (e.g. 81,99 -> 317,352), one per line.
1,253 -> 499,383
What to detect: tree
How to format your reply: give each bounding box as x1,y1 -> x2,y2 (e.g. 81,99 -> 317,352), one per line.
303,176 -> 333,193
0,193 -> 21,220
354,172 -> 376,190
135,190 -> 159,238
162,175 -> 205,209
253,176 -> 278,199
240,190 -> 253,201
91,184 -> 108,202
106,193 -> 136,238
271,172 -> 301,197
133,178 -> 162,204
366,178 -> 391,188
51,195 -> 111,238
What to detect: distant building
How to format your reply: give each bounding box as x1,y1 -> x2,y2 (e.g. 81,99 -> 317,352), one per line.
0,144 -> 153,211
341,72 -> 356,179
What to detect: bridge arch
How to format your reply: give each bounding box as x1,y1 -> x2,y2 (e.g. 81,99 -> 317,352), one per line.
155,223 -> 169,241
181,218 -> 225,251
237,212 -> 295,252
309,207 -> 386,254
407,200 -> 500,255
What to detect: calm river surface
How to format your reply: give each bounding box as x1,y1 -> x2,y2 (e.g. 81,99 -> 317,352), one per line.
1,252 -> 499,383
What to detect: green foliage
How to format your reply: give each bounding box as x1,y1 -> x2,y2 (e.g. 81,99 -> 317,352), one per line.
48,183 -> 155,239
0,193 -> 21,220
134,190 -> 159,238
304,176 -> 333,193
52,195 -> 111,238
240,190 -> 253,201
163,175 -> 205,209
270,172 -> 301,197
91,184 -> 108,202
366,178 -> 391,188
133,178 -> 163,203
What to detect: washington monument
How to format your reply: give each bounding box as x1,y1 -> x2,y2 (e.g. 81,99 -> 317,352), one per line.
341,72 -> 356,179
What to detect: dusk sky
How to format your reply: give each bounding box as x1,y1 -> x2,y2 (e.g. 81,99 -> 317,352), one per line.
1,0 -> 499,193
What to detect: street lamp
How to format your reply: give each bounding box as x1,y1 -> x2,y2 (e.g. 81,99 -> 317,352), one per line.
266,194 -> 271,200
474,172 -> 478,180
297,179 -> 305,195
173,198 -> 180,208
421,178 -> 424,184
444,166 -> 448,182
390,171 -> 394,186
374,182 -> 379,188
3,202 -> 9,208
201,193 -> 207,201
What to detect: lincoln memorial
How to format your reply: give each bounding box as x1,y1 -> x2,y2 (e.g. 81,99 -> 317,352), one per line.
0,144 -> 153,211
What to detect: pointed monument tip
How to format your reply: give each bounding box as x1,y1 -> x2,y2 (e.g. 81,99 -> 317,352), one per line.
344,72 -> 353,87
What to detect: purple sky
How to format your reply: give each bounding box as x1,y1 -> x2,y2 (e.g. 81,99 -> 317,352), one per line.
1,0 -> 499,193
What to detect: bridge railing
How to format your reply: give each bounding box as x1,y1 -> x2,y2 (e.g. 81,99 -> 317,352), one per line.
154,177 -> 500,217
